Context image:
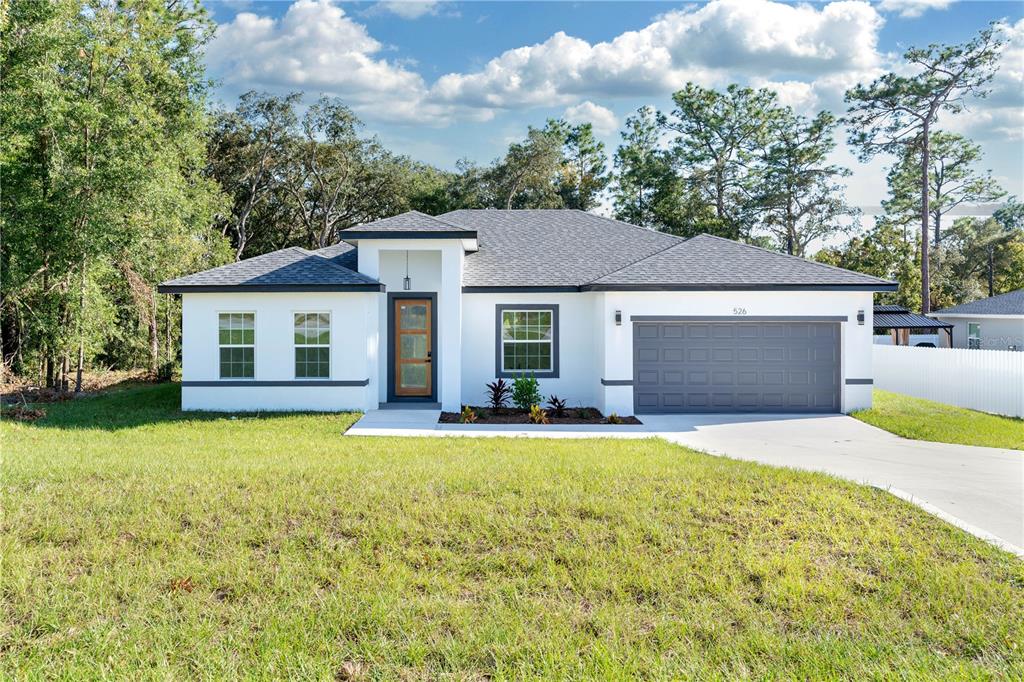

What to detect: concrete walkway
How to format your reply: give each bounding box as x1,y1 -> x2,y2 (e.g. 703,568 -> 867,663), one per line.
346,410 -> 1023,556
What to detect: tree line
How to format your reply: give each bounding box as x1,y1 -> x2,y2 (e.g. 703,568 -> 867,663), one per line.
2,1 -> 1020,390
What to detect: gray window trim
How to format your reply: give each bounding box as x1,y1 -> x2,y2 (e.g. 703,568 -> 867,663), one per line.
601,378 -> 633,386
845,378 -> 873,385
495,304 -> 560,378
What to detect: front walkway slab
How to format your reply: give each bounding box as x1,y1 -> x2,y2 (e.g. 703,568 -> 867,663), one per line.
345,410 -> 1023,556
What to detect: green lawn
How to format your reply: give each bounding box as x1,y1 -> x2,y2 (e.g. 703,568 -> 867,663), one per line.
854,389 -> 1024,451
2,384 -> 1022,679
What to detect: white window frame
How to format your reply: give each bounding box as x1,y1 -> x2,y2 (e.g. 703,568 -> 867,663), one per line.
218,311 -> 256,379
967,322 -> 981,350
495,305 -> 559,378
293,311 -> 331,380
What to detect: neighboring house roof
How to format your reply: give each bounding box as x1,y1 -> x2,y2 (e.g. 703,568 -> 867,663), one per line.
586,234 -> 895,290
872,305 -> 952,330
339,210 -> 476,240
158,247 -> 382,293
439,209 -> 681,289
931,289 -> 1024,317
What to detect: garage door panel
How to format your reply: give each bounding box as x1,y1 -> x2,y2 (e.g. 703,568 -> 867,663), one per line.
633,320 -> 840,413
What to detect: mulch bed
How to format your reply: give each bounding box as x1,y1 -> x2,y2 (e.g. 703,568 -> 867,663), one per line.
439,407 -> 642,425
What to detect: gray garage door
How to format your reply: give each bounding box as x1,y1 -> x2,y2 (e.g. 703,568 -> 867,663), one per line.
633,320 -> 840,413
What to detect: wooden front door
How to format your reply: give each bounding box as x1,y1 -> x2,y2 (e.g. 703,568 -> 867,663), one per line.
394,298 -> 432,397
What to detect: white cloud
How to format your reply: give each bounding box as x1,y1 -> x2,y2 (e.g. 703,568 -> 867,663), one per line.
877,0 -> 954,19
206,0 -> 464,124
372,1 -> 440,20
428,0 -> 885,109
564,101 -> 619,135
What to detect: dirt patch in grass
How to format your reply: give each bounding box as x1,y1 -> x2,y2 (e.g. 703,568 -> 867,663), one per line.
1,369 -> 155,405
439,406 -> 642,424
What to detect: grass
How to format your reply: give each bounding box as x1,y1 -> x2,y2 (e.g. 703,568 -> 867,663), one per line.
854,389 -> 1024,451
2,384 -> 1023,679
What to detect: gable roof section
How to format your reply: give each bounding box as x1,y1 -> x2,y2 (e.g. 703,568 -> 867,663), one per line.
440,209 -> 681,289
587,234 -> 896,291
932,288 -> 1024,317
313,241 -> 358,270
339,210 -> 476,240
158,247 -> 382,293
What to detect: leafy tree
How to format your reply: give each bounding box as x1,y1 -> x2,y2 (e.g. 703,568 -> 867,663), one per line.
612,107 -> 673,228
844,24 -> 1006,312
753,110 -> 855,256
282,97 -> 408,248
882,131 -> 1005,247
945,215 -> 1023,298
556,123 -> 610,210
1,0 -> 225,388
815,220 -> 921,310
489,120 -> 566,209
660,83 -> 781,240
208,92 -> 300,260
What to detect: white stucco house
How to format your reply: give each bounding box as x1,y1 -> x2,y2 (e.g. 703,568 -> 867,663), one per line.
931,289 -> 1024,351
159,210 -> 896,415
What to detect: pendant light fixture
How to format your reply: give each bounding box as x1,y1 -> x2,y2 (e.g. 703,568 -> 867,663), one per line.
403,250 -> 412,290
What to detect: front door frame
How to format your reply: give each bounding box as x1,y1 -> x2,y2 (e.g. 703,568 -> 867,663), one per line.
387,292 -> 438,403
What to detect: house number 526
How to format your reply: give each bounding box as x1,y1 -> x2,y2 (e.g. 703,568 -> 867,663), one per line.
732,307 -> 747,315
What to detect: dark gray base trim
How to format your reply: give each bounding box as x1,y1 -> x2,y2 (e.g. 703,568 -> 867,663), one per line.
378,402 -> 441,410
183,380 -> 369,387
601,378 -> 633,386
845,378 -> 874,385
159,284 -> 384,294
630,315 -> 849,322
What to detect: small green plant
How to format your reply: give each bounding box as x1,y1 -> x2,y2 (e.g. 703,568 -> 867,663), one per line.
546,395 -> 567,418
485,378 -> 511,411
511,374 -> 542,411
575,408 -> 588,419
528,405 -> 549,424
156,362 -> 177,382
606,412 -> 623,424
459,405 -> 478,424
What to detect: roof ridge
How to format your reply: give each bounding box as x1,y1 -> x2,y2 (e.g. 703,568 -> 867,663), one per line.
584,237 -> 689,286
687,233 -> 896,285
574,209 -> 686,242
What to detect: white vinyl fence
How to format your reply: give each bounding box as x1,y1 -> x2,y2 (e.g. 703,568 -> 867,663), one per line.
873,345 -> 1024,418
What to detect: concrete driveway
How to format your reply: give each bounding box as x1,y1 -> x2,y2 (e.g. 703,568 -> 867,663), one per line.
642,414 -> 1023,555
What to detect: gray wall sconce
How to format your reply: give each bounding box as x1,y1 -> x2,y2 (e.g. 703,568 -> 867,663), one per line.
857,309 -> 865,325
615,310 -> 622,326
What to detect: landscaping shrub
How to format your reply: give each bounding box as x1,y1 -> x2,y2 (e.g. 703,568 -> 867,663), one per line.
606,412 -> 623,424
459,406 -> 478,424
546,395 -> 567,418
528,405 -> 549,424
485,378 -> 511,411
511,374 -> 542,410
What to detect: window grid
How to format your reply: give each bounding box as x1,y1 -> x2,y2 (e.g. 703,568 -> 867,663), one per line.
501,309 -> 553,372
294,312 -> 330,378
968,323 -> 981,350
219,313 -> 255,379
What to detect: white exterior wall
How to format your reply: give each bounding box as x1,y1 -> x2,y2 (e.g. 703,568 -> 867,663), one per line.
936,315 -> 1024,351
359,239 -> 464,411
599,290 -> 876,415
180,291 -> 378,411
460,292 -> 601,408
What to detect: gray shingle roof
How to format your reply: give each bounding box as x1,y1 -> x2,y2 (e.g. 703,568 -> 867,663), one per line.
587,234 -> 895,289
932,289 -> 1024,317
874,311 -> 952,330
342,210 -> 471,234
158,247 -> 381,292
440,209 -> 681,288
313,242 -> 358,270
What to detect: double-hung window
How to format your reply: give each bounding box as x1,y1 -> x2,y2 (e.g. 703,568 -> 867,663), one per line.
968,323 -> 981,350
497,305 -> 559,377
294,313 -> 330,378
219,313 -> 255,378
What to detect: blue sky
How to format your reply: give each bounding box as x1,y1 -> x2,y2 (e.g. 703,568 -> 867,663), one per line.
204,0 -> 1024,210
